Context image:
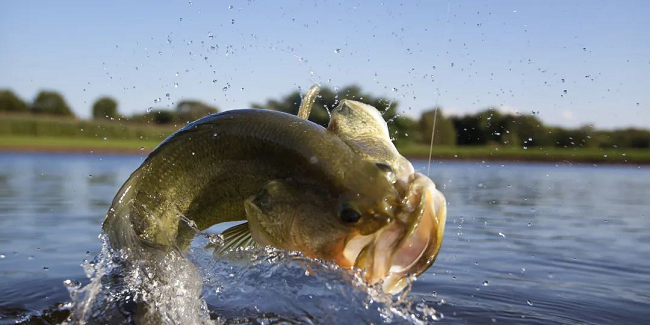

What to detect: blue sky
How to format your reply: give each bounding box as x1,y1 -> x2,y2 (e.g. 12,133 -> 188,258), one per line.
1,0 -> 648,129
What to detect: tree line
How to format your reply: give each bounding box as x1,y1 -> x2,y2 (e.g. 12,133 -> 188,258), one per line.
0,89 -> 219,125
1,87 -> 648,149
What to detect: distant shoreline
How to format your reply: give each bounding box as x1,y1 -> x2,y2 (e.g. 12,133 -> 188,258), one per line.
0,145 -> 147,156
1,142 -> 647,165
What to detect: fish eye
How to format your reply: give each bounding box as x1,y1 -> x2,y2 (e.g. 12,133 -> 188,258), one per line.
375,163 -> 393,173
339,204 -> 361,223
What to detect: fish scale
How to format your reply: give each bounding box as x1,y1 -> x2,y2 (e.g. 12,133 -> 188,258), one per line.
104,109 -> 392,249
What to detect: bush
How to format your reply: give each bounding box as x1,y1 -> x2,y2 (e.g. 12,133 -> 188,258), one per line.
418,108 -> 456,146
92,97 -> 119,119
31,90 -> 75,117
0,89 -> 28,112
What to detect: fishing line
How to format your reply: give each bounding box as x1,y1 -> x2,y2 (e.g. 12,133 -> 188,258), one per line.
427,0 -> 452,177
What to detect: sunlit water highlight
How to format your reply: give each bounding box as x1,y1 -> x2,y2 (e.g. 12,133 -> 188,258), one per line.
0,153 -> 649,324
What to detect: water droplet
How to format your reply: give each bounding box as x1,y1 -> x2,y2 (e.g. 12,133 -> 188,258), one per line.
523,146 -> 528,150
63,279 -> 81,289
498,232 -> 506,238
147,107 -> 153,113
334,48 -> 341,53
392,87 -> 398,92
563,89 -> 568,94
140,147 -> 144,151
527,300 -> 533,306
174,83 -> 178,88
166,93 -> 171,99
482,280 -> 489,286
231,19 -> 235,24
561,78 -> 565,83
88,174 -> 93,178
43,267 -> 50,271
0,254 -> 5,259
102,137 -> 107,141
212,79 -> 218,84
228,5 -> 233,9
208,32 -> 214,40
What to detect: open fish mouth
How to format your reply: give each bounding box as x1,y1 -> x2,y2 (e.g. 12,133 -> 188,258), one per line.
341,173 -> 447,294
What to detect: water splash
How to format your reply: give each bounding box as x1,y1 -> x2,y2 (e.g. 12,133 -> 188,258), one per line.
67,231 -> 441,324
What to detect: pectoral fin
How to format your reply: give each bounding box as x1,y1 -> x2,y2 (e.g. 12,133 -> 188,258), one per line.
215,222 -> 257,255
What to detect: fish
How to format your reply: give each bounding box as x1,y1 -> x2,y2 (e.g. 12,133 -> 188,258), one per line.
103,88 -> 447,294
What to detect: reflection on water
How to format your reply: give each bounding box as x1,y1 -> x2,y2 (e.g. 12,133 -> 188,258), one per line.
0,153 -> 649,324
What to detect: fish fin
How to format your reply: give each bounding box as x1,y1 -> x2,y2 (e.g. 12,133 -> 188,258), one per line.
297,84 -> 321,120
216,222 -> 257,255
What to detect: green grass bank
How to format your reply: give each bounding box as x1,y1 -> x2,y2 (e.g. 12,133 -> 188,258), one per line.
1,114 -> 648,164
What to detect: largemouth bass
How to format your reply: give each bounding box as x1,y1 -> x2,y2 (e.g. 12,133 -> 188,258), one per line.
103,91 -> 447,294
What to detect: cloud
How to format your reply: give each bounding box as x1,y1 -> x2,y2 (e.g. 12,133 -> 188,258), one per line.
562,110 -> 575,120
440,107 -> 463,117
495,105 -> 521,116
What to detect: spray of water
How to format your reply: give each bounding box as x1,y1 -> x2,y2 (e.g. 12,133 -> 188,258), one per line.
65,224 -> 442,324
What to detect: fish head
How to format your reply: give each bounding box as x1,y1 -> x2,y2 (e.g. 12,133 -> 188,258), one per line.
326,98 -> 447,293
346,172 -> 447,294
244,171 -> 446,294
244,98 -> 447,294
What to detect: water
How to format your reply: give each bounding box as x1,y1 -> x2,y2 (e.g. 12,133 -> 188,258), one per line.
0,152 -> 649,324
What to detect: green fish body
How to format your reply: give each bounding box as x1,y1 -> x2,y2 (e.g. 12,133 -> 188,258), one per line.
103,99 -> 446,294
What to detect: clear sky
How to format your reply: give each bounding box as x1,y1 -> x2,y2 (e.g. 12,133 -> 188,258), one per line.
1,0 -> 648,129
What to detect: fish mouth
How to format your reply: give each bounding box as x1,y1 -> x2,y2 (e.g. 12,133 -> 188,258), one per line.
340,173 -> 447,294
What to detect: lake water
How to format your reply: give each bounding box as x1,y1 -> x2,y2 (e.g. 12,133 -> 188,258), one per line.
0,152 -> 649,324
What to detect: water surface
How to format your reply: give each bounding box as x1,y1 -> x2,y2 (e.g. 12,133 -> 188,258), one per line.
0,153 -> 648,324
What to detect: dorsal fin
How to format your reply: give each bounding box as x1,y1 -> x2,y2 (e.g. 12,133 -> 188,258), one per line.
297,84 -> 321,120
